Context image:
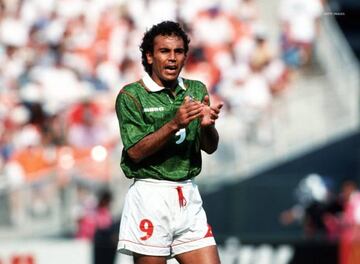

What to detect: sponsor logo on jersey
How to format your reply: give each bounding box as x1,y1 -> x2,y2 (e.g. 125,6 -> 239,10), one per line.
143,107 -> 165,112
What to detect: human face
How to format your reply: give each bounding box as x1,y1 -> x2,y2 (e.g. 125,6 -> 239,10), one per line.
146,34 -> 186,88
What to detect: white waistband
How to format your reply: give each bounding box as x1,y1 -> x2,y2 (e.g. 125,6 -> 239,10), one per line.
134,178 -> 194,187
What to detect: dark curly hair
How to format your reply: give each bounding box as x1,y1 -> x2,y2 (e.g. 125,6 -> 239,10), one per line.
140,21 -> 190,75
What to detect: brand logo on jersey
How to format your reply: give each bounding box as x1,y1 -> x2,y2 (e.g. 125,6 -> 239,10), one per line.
143,107 -> 165,112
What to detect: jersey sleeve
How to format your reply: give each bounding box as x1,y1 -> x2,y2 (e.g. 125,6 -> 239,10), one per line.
115,89 -> 155,151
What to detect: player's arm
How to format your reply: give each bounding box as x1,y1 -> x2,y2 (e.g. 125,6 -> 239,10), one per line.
200,95 -> 223,154
126,96 -> 203,163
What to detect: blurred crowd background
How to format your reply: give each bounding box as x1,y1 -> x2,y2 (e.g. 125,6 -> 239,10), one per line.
1,0 -> 359,263
0,0 -> 322,210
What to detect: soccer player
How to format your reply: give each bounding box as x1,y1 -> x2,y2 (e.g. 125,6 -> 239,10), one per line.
115,21 -> 223,264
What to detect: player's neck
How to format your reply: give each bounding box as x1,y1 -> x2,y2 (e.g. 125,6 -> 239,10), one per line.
163,80 -> 178,91
154,77 -> 178,91
150,73 -> 178,94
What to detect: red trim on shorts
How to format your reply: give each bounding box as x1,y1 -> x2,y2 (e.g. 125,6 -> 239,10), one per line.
118,239 -> 170,249
204,224 -> 214,238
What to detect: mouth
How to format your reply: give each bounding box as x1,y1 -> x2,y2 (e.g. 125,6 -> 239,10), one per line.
164,65 -> 178,74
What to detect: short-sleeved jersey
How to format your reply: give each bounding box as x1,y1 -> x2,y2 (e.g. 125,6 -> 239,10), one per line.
115,74 -> 208,181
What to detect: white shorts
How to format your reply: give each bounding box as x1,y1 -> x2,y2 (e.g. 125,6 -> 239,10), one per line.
117,178 -> 216,257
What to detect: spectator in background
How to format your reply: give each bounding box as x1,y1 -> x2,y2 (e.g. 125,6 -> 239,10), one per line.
321,181 -> 360,240
308,180 -> 360,263
337,181 -> 360,264
2,160 -> 26,225
251,30 -> 289,95
219,50 -> 273,145
239,52 -> 273,144
10,124 -> 55,181
340,181 -> 360,229
280,173 -> 342,239
237,0 -> 259,29
279,0 -> 323,67
67,99 -> 107,148
76,188 -> 113,242
93,189 -> 118,264
182,47 -> 221,94
74,187 -> 118,264
192,5 -> 236,65
42,112 -> 66,146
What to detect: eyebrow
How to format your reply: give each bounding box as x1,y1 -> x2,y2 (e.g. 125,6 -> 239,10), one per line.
158,47 -> 185,52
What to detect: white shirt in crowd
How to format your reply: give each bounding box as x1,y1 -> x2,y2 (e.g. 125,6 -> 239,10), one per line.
280,0 -> 323,43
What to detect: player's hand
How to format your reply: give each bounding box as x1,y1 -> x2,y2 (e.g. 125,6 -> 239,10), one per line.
173,96 -> 204,129
200,95 -> 223,127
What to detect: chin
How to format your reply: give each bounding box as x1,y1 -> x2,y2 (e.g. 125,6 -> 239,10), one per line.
162,75 -> 178,82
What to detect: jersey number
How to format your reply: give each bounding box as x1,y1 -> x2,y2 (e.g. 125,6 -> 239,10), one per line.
139,219 -> 154,240
175,128 -> 186,144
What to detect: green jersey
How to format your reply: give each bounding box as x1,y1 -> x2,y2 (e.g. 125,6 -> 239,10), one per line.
115,74 -> 208,181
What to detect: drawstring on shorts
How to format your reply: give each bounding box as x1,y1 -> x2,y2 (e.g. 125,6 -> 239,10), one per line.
176,186 -> 187,207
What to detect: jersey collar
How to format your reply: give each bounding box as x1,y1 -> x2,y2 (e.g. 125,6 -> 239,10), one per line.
142,73 -> 186,92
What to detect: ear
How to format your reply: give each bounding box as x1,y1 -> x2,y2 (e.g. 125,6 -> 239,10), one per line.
181,54 -> 187,67
146,52 -> 153,65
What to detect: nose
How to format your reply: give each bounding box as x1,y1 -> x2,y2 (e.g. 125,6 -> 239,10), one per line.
169,51 -> 176,61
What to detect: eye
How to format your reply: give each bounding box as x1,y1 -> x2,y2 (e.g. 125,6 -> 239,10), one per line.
175,48 -> 185,54
159,48 -> 170,53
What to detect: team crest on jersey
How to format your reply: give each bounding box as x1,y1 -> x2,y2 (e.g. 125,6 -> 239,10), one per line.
143,107 -> 165,112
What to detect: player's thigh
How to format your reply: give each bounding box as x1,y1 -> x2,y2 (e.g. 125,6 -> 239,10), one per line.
133,253 -> 167,264
174,245 -> 220,264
